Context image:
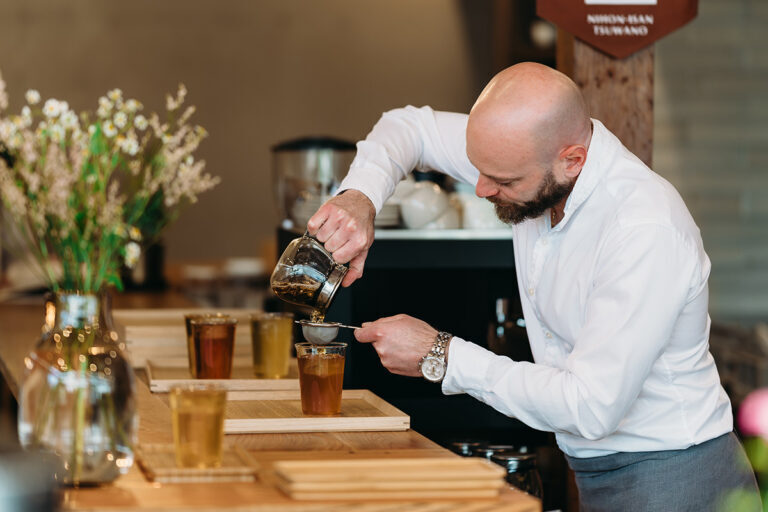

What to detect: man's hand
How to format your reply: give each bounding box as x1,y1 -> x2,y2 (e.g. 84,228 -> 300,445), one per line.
354,314 -> 439,377
307,190 -> 376,287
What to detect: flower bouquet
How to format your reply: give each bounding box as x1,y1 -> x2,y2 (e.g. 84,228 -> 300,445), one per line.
0,68 -> 219,485
0,73 -> 219,292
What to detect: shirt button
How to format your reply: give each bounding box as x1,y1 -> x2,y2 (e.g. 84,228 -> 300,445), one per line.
545,331 -> 553,339
528,288 -> 534,296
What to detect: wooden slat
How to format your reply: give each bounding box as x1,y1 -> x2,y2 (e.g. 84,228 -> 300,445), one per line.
272,457 -> 505,501
273,458 -> 504,483
285,489 -> 502,501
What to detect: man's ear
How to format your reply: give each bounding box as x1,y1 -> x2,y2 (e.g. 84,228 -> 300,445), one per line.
559,144 -> 587,179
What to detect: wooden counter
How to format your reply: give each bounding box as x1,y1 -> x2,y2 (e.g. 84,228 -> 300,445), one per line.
0,297 -> 540,512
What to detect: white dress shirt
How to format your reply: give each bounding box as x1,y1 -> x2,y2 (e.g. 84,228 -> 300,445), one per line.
339,105 -> 733,458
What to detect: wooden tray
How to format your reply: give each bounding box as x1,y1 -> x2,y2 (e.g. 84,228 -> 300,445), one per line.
113,308 -> 257,366
137,444 -> 260,483
222,389 -> 410,433
146,356 -> 299,392
272,457 -> 505,501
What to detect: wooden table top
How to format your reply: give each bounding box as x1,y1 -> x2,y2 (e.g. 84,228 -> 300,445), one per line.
0,294 -> 540,512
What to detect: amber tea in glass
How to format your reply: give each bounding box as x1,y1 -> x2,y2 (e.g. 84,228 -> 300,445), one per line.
184,313 -> 230,378
190,316 -> 237,379
250,312 -> 294,379
296,342 -> 346,415
170,384 -> 226,468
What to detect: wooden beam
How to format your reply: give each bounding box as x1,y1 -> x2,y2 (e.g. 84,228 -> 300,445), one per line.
557,32 -> 654,167
491,0 -> 515,73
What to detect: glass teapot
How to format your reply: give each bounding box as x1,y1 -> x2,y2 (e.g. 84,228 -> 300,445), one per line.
270,233 -> 348,317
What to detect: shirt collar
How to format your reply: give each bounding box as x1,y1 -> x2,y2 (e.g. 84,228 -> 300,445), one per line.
551,119 -> 611,231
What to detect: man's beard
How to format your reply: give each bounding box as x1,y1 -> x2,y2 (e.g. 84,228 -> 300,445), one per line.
490,171 -> 575,225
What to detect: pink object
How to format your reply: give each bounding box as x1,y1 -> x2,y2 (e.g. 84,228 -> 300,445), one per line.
739,389 -> 768,437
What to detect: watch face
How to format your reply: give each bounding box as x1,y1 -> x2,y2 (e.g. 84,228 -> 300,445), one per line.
420,355 -> 446,383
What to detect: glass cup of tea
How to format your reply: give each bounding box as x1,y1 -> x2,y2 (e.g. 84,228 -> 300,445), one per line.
250,312 -> 294,379
184,313 -> 231,378
169,384 -> 227,469
189,315 -> 238,379
295,342 -> 346,416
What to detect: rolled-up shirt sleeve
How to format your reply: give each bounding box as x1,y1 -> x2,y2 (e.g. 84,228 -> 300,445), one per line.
337,105 -> 480,212
443,223 -> 702,440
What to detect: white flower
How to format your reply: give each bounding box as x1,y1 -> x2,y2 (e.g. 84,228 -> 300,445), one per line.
108,89 -> 122,102
102,121 -> 118,138
49,124 -> 65,143
98,96 -> 113,116
129,227 -> 142,241
21,106 -> 31,119
133,115 -> 148,131
114,111 -> 127,129
0,120 -> 13,139
185,155 -> 194,165
125,99 -> 141,113
59,101 -> 69,113
0,74 -> 6,111
120,136 -> 139,156
124,242 -> 141,268
61,111 -> 78,129
43,99 -> 62,118
88,124 -> 97,136
7,132 -> 23,150
25,89 -> 41,105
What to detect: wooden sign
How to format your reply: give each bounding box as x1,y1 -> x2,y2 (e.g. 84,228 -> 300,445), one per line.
538,0 -> 697,58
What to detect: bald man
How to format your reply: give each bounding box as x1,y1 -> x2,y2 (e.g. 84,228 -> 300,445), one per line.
307,63 -> 759,510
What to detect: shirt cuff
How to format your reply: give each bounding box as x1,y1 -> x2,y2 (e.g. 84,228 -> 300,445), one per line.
441,336 -> 495,396
336,168 -> 396,214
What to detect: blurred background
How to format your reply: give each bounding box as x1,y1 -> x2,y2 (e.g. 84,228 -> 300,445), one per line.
0,0 -> 494,262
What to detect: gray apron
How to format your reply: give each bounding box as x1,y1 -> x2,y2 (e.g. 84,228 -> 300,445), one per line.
565,432 -> 761,512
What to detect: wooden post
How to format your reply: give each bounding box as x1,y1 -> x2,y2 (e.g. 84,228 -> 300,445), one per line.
557,31 -> 654,167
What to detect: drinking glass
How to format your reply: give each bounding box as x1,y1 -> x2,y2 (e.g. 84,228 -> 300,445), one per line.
184,313 -> 230,378
295,342 -> 346,415
189,315 -> 238,379
169,384 -> 227,469
251,312 -> 294,378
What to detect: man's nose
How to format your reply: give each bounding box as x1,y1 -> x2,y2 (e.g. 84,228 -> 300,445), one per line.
475,175 -> 497,198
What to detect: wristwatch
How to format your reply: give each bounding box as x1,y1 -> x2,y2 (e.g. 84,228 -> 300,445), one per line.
419,331 -> 452,383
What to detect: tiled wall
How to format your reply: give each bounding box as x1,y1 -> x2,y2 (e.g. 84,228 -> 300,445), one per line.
654,0 -> 768,323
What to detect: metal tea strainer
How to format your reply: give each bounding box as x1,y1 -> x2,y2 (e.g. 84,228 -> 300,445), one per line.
297,319 -> 360,344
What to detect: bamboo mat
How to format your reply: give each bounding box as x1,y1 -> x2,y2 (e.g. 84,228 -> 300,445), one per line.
137,444 -> 260,483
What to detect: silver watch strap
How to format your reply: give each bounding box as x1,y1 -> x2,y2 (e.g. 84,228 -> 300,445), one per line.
429,331 -> 452,359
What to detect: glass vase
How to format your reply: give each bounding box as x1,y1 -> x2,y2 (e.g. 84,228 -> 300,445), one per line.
18,291 -> 137,486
